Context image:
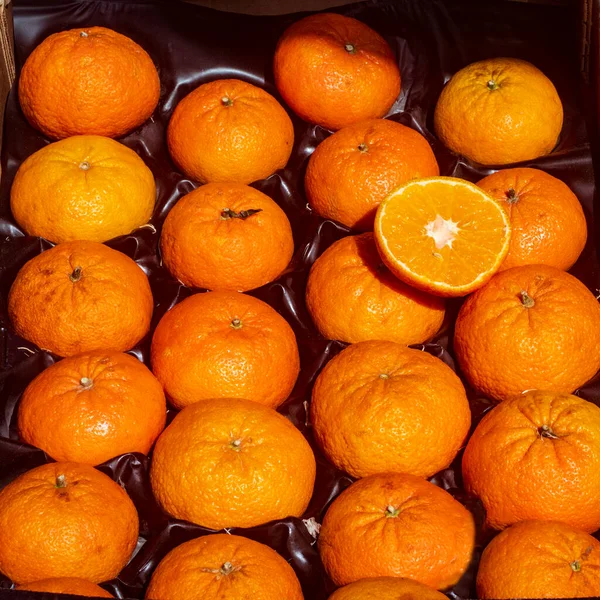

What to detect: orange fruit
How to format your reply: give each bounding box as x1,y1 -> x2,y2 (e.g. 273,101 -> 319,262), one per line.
374,176 -> 511,297
150,398 -> 315,530
476,520 -> 600,599
434,58 -> 563,165
274,13 -> 400,130
19,27 -> 159,139
18,351 -> 166,466
167,79 -> 293,184
0,462 -> 138,584
151,291 -> 299,409
311,341 -> 470,478
477,167 -> 587,271
8,241 -> 153,357
145,533 -> 303,600
306,233 -> 445,344
454,264 -> 600,401
160,182 -> 294,291
16,578 -> 113,597
462,391 -> 600,533
305,119 -> 439,230
10,135 -> 156,244
318,472 -> 475,588
328,577 -> 448,600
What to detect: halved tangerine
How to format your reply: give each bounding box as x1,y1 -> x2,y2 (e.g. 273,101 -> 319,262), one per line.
374,176 -> 511,297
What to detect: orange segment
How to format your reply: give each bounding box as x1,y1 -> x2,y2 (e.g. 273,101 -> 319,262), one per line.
374,176 -> 511,297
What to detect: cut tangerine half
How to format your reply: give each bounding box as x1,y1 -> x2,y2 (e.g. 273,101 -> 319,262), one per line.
374,176 -> 511,297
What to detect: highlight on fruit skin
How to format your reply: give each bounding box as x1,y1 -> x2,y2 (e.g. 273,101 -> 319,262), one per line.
318,471 -> 475,589
306,233 -> 445,345
311,340 -> 471,479
434,57 -> 563,166
145,533 -> 303,600
476,520 -> 600,599
274,13 -> 401,130
167,78 -> 294,185
328,577 -> 448,600
374,176 -> 511,297
10,135 -> 156,244
19,26 -> 160,139
463,390 -> 600,534
305,118 -> 439,230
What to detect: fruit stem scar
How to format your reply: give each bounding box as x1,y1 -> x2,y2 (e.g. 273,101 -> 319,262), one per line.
80,377 -> 93,389
69,266 -> 83,283
385,505 -> 400,518
221,208 -> 262,220
571,560 -> 581,572
506,188 -> 519,204
487,79 -> 499,90
79,161 -> 91,171
357,143 -> 368,153
221,96 -> 233,107
230,318 -> 243,330
230,439 -> 242,451
379,373 -> 389,379
520,290 -> 535,308
220,562 -> 235,575
539,424 -> 559,439
80,31 -> 88,38
344,43 -> 357,54
55,474 -> 67,488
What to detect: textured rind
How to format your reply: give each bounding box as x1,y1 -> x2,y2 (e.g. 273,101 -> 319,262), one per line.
167,79 -> 294,184
18,350 -> 166,465
463,391 -> 600,533
160,183 -> 294,291
434,58 -> 563,166
476,521 -> 600,599
10,135 -> 156,243
328,577 -> 448,600
274,13 -> 401,130
8,241 -> 154,357
149,399 -> 316,530
150,291 -> 300,408
145,534 -> 303,600
306,233 -> 445,344
0,463 -> 139,584
305,119 -> 439,230
454,264 -> 600,401
477,167 -> 587,271
19,27 -> 160,139
17,578 -> 114,598
311,341 -> 471,478
318,472 -> 475,588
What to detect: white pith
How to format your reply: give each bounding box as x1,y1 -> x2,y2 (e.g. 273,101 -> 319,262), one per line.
425,215 -> 459,249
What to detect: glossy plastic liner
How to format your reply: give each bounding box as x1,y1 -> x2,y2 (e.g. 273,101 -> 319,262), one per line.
0,1 -> 598,599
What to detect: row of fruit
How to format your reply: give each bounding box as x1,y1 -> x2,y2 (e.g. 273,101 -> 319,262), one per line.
0,9 -> 598,600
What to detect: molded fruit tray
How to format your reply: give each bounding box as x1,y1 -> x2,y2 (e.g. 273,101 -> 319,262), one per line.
0,0 -> 599,599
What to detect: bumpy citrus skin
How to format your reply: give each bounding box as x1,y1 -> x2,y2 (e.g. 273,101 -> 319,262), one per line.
0,462 -> 139,584
19,27 -> 160,139
145,534 -> 303,600
311,341 -> 471,478
328,577 -> 448,600
319,472 -> 475,589
8,241 -> 153,358
434,58 -> 563,165
151,291 -> 299,409
463,391 -> 600,533
160,183 -> 293,291
305,119 -> 439,230
306,233 -> 445,344
274,13 -> 401,130
477,521 -> 600,599
454,264 -> 600,401
167,79 -> 294,184
18,351 -> 166,465
11,135 -> 156,243
17,578 -> 114,598
477,167 -> 587,271
150,399 -> 316,530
